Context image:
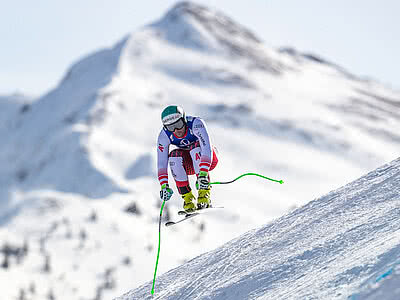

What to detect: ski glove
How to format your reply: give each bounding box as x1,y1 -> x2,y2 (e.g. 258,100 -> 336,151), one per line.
160,183 -> 173,201
196,171 -> 210,190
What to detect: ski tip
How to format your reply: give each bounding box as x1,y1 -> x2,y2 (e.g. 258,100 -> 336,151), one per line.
165,222 -> 175,227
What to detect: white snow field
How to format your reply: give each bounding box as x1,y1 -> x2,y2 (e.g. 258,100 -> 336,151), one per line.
117,157 -> 400,300
1,2 -> 400,299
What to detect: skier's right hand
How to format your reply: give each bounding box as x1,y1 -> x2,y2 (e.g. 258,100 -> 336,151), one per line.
160,183 -> 173,201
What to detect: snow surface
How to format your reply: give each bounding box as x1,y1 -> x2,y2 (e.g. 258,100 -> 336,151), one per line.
1,1 -> 400,299
117,157 -> 400,299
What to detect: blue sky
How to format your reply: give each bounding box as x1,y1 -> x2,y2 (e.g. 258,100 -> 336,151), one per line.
1,0 -> 399,96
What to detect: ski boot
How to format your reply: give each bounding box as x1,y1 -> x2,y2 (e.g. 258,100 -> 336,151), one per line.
182,190 -> 196,213
197,189 -> 211,210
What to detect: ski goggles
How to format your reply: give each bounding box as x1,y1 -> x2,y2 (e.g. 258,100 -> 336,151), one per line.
164,118 -> 186,131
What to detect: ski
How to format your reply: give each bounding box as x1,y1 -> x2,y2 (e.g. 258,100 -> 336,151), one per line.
165,206 -> 224,227
165,212 -> 200,227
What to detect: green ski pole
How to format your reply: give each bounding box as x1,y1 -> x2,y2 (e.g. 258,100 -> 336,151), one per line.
151,200 -> 166,295
210,172 -> 284,185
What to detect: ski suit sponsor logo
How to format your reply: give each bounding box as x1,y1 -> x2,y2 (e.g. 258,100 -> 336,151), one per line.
197,133 -> 206,146
180,139 -> 190,147
158,144 -> 164,152
171,169 -> 177,178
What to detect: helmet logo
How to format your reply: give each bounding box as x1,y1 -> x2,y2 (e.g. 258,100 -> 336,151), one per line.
162,113 -> 182,125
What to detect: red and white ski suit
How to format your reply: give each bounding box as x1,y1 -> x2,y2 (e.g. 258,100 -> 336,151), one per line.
157,116 -> 218,194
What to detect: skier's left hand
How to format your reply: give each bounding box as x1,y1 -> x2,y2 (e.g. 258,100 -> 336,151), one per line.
160,183 -> 173,201
196,171 -> 210,190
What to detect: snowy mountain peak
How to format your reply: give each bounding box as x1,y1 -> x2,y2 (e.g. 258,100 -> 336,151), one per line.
151,1 -> 261,55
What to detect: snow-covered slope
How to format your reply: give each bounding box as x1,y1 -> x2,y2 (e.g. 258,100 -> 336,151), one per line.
0,93 -> 33,127
117,157 -> 400,300
1,1 -> 400,300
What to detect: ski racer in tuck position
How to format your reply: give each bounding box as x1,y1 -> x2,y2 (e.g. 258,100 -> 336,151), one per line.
157,105 -> 219,212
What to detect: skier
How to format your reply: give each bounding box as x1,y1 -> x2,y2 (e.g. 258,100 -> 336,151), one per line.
157,105 -> 218,212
